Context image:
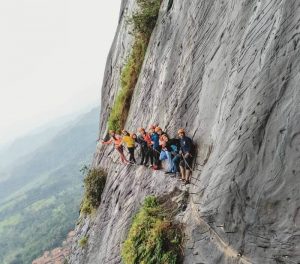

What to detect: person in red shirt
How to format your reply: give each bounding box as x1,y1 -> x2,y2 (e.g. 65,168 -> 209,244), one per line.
138,127 -> 153,167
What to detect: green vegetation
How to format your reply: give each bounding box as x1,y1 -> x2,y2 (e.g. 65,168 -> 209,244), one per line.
0,184 -> 82,264
108,0 -> 162,132
130,0 -> 162,37
0,214 -> 21,233
28,196 -> 56,212
121,196 -> 183,264
80,168 -> 107,216
107,37 -> 147,132
0,108 -> 99,264
78,236 -> 88,248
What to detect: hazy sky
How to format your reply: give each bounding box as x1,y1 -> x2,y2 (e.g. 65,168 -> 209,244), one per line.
0,0 -> 121,145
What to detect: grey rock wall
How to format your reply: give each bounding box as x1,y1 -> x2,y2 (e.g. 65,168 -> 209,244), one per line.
69,0 -> 300,263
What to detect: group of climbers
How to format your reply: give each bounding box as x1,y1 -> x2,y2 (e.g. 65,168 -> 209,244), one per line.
100,125 -> 194,184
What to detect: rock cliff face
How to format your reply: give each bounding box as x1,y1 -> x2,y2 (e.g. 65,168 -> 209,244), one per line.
69,0 -> 300,263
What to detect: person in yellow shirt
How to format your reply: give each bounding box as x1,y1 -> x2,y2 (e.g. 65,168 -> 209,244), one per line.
122,130 -> 136,164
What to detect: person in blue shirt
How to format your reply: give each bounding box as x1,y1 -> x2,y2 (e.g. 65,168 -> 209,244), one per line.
149,126 -> 160,170
161,136 -> 181,177
178,128 -> 194,184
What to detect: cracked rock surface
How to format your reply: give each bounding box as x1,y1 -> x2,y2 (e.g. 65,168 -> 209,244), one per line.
69,0 -> 300,263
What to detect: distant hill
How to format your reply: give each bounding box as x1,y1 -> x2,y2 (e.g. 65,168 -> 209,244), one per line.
0,107 -> 99,264
0,112 -> 80,182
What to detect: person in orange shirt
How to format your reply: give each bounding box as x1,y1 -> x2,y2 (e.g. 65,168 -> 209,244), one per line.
101,130 -> 129,164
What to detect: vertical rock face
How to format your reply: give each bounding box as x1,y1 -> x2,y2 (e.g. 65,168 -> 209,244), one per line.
69,0 -> 300,263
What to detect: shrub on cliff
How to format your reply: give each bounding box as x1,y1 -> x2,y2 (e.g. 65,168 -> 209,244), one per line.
130,0 -> 162,38
108,37 -> 147,132
121,196 -> 183,264
107,0 -> 162,131
78,236 -> 88,248
80,168 -> 107,215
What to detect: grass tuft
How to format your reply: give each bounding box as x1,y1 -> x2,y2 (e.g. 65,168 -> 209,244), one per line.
78,236 -> 88,248
107,0 -> 162,132
80,168 -> 107,216
121,196 -> 183,264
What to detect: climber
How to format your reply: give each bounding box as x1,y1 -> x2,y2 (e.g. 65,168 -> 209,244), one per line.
101,130 -> 129,164
136,128 -> 149,166
140,127 -> 154,167
158,131 -> 168,148
131,133 -> 139,164
149,126 -> 160,170
170,138 -> 181,177
164,135 -> 181,177
155,126 -> 165,168
131,133 -> 138,143
122,130 -> 136,164
159,134 -> 172,172
155,126 -> 168,138
159,133 -> 181,176
149,124 -> 156,131
178,128 -> 194,184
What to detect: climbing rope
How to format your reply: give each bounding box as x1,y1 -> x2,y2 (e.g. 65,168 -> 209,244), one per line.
181,153 -> 202,172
